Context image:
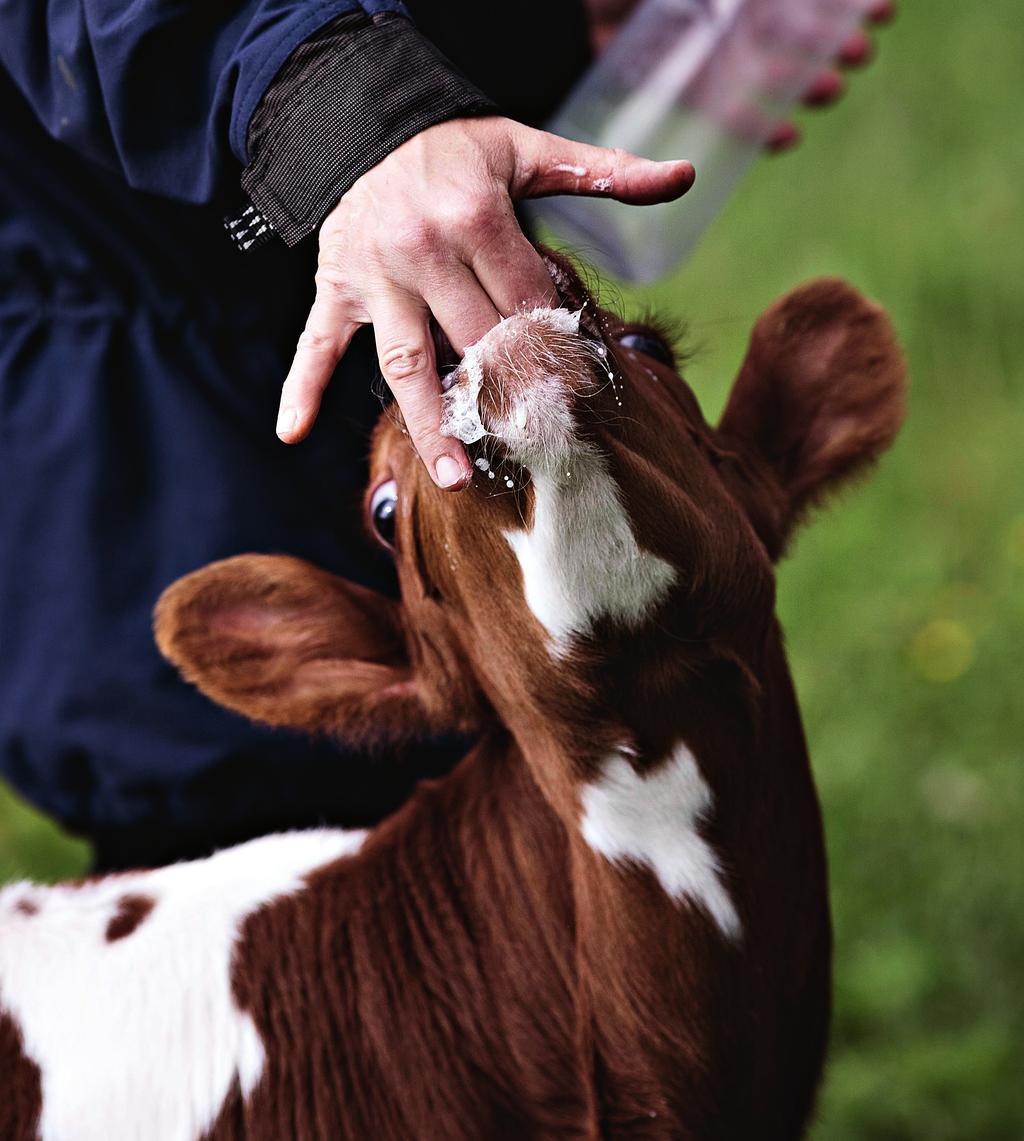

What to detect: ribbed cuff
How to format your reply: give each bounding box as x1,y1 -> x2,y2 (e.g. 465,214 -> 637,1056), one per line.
232,11 -> 498,249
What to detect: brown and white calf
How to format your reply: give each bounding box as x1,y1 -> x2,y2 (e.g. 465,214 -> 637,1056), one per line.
0,258 -> 905,1140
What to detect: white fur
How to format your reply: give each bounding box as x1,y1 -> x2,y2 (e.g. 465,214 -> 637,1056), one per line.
581,744 -> 741,939
440,307 -> 582,446
443,305 -> 675,648
504,432 -> 675,650
440,342 -> 488,444
0,828 -> 366,1141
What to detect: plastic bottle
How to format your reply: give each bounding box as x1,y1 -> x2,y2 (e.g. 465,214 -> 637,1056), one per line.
527,0 -> 877,282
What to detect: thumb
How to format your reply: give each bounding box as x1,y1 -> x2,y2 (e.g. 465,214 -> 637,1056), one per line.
510,127 -> 695,206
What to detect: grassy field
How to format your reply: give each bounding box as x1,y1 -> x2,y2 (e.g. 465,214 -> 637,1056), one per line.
2,1 -> 1021,1136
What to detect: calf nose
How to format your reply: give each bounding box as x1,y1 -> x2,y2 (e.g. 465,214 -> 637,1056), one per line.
440,307 -> 605,467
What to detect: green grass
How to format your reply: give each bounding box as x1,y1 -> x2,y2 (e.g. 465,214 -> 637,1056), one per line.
2,1 -> 1021,1135
0,782 -> 89,883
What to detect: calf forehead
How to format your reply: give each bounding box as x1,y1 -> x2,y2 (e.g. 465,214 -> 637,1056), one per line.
0,829 -> 364,1141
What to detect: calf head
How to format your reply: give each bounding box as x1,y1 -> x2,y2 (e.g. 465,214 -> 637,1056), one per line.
155,257 -> 905,763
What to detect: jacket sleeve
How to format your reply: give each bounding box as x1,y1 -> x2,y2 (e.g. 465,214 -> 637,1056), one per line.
229,11 -> 497,250
0,0 -> 418,205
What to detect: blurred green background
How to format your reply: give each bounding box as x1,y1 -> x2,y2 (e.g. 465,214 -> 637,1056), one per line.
1,0 -> 1021,1136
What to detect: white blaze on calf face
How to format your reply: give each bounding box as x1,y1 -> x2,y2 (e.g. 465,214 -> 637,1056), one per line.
581,744 -> 741,940
0,828 -> 365,1141
504,443 -> 676,649
443,307 -> 677,651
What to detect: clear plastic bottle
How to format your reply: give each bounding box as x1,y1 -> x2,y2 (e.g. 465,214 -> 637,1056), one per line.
527,0 -> 876,282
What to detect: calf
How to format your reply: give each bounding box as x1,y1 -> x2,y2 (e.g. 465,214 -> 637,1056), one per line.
0,258 -> 905,1140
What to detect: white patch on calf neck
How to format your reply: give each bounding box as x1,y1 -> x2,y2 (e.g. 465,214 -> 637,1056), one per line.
581,744 -> 741,940
0,828 -> 365,1141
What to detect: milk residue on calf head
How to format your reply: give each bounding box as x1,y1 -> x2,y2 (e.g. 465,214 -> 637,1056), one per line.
440,307 -> 594,460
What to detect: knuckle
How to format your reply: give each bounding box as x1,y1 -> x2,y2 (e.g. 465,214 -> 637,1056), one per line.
514,143 -> 540,191
314,271 -> 351,304
455,197 -> 497,239
392,217 -> 438,258
379,343 -> 431,383
296,328 -> 336,356
316,244 -> 350,282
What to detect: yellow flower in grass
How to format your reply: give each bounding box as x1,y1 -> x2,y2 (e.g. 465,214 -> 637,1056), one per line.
910,618 -> 975,683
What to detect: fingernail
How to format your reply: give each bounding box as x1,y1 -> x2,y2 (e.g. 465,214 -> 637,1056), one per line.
276,406 -> 297,437
661,160 -> 696,188
434,454 -> 465,488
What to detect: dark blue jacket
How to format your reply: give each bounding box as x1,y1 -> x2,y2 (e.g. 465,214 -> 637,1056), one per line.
0,0 -> 588,867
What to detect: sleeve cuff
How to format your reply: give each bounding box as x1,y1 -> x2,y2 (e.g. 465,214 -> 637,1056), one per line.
233,12 -> 498,249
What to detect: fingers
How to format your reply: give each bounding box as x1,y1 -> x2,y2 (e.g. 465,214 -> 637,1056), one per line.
798,3 -> 890,114
511,127 -> 695,205
370,291 -> 471,491
469,219 -> 559,318
838,6 -> 891,69
785,1 -> 892,145
801,68 -> 845,107
837,28 -> 873,68
766,121 -> 801,154
422,264 -> 502,355
278,293 -> 359,444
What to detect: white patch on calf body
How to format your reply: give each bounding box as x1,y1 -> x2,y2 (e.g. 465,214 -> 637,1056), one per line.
581,744 -> 741,939
0,828 -> 365,1141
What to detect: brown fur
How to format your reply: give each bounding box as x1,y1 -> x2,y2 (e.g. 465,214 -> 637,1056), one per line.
183,264 -> 903,1139
0,1009 -> 42,1141
105,893 -> 156,942
6,255 -> 907,1140
717,277 -> 907,559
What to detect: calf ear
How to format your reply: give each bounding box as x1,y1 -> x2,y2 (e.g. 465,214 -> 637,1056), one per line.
717,278 -> 907,558
154,555 -> 429,745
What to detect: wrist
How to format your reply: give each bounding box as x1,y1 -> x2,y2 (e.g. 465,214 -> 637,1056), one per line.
230,13 -> 498,251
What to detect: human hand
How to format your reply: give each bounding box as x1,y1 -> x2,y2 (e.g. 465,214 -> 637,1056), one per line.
275,116 -> 693,489
769,0 -> 896,151
584,0 -> 896,150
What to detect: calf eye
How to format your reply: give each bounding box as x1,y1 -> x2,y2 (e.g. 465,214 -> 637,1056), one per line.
369,479 -> 398,548
617,331 -> 675,368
